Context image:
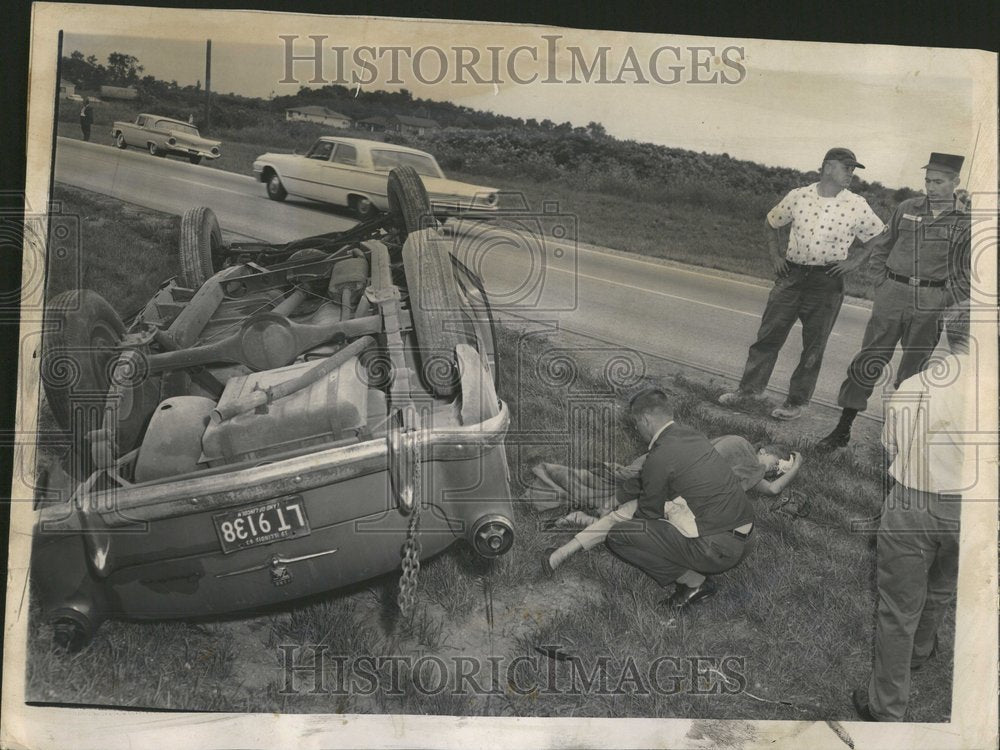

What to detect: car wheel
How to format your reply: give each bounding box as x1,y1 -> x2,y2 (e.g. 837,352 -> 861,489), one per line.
114,132 -> 127,149
387,166 -> 432,239
189,155 -> 202,165
179,206 -> 226,289
41,289 -> 125,432
266,172 -> 287,201
351,195 -> 378,220
148,142 -> 165,157
401,228 -> 475,398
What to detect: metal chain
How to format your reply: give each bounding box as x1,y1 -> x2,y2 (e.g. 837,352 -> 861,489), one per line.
397,428 -> 423,616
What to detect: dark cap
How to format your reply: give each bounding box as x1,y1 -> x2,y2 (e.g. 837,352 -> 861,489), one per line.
923,152 -> 964,174
823,147 -> 865,169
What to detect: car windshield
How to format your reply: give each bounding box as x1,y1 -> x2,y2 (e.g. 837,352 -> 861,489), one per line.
159,121 -> 199,136
371,150 -> 443,178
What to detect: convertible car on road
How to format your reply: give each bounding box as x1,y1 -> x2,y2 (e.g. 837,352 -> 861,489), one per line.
111,114 -> 222,164
35,167 -> 513,651
253,137 -> 499,218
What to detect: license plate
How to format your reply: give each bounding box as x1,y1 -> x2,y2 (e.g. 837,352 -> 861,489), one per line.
213,496 -> 311,554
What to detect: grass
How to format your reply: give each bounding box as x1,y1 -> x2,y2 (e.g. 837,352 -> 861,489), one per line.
27,186 -> 954,722
46,183 -> 180,317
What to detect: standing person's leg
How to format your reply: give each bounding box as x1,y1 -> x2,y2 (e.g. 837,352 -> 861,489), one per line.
785,268 -> 844,407
912,495 -> 960,668
867,486 -> 935,721
837,283 -> 908,412
821,283 -> 909,449
895,288 -> 948,387
910,534 -> 958,668
734,270 -> 803,396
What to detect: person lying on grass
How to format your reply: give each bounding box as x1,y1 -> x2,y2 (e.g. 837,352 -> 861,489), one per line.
541,436 -> 802,574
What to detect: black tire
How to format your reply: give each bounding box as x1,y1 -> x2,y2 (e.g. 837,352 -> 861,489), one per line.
114,132 -> 127,149
266,171 -> 287,201
41,290 -> 125,432
387,166 -> 432,238
179,206 -> 226,288
401,229 -> 474,398
189,154 -> 202,165
148,142 -> 165,157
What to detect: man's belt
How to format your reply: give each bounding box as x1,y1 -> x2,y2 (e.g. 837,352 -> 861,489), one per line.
786,260 -> 835,270
886,270 -> 947,288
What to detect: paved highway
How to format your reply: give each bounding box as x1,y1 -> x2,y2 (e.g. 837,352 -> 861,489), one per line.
54,137 -> 899,420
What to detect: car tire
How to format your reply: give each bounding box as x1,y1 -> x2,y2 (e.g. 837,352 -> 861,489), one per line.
41,289 -> 125,432
387,166 -> 432,238
266,172 -> 287,201
114,132 -> 127,149
179,206 -> 226,289
189,155 -> 202,165
148,142 -> 165,157
401,229 -> 474,398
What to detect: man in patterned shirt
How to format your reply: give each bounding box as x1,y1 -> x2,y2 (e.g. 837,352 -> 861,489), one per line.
719,148 -> 886,420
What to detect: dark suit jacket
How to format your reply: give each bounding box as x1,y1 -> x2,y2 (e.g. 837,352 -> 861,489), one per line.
635,422 -> 754,537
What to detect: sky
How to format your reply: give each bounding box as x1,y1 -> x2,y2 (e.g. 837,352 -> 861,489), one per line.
60,15 -> 981,190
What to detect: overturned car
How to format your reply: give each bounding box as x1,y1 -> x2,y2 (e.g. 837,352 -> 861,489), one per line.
34,167 -> 514,650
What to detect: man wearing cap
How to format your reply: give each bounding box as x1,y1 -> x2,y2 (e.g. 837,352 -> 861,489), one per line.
719,148 -> 886,420
818,153 -> 970,449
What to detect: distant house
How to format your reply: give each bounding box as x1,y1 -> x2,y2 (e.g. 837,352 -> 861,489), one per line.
391,114 -> 440,136
285,106 -> 351,129
356,116 -> 389,133
100,85 -> 138,100
59,79 -> 76,97
356,114 -> 441,136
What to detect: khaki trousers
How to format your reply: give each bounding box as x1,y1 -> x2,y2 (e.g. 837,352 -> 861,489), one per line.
868,482 -> 960,721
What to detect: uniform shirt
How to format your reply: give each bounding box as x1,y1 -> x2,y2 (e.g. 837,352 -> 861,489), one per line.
634,422 -> 754,537
882,353 -> 974,497
711,435 -> 766,491
766,183 -> 885,265
868,196 -> 971,300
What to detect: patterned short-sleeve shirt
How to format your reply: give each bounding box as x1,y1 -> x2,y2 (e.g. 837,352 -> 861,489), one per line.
766,183 -> 885,265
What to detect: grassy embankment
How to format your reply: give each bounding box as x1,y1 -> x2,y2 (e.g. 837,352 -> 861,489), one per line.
55,100 -> 894,298
27,187 -> 953,721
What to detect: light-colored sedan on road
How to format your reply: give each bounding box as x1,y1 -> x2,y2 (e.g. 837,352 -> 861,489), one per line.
111,114 -> 222,164
252,137 -> 499,218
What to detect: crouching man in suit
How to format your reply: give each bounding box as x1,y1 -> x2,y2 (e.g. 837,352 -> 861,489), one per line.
605,388 -> 755,609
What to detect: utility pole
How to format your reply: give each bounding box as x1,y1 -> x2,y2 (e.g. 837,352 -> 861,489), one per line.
204,39 -> 212,131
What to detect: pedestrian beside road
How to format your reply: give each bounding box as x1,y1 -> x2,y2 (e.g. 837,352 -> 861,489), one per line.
79,98 -> 93,142
603,389 -> 756,609
719,148 -> 886,420
852,305 -> 973,722
818,153 -> 970,449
